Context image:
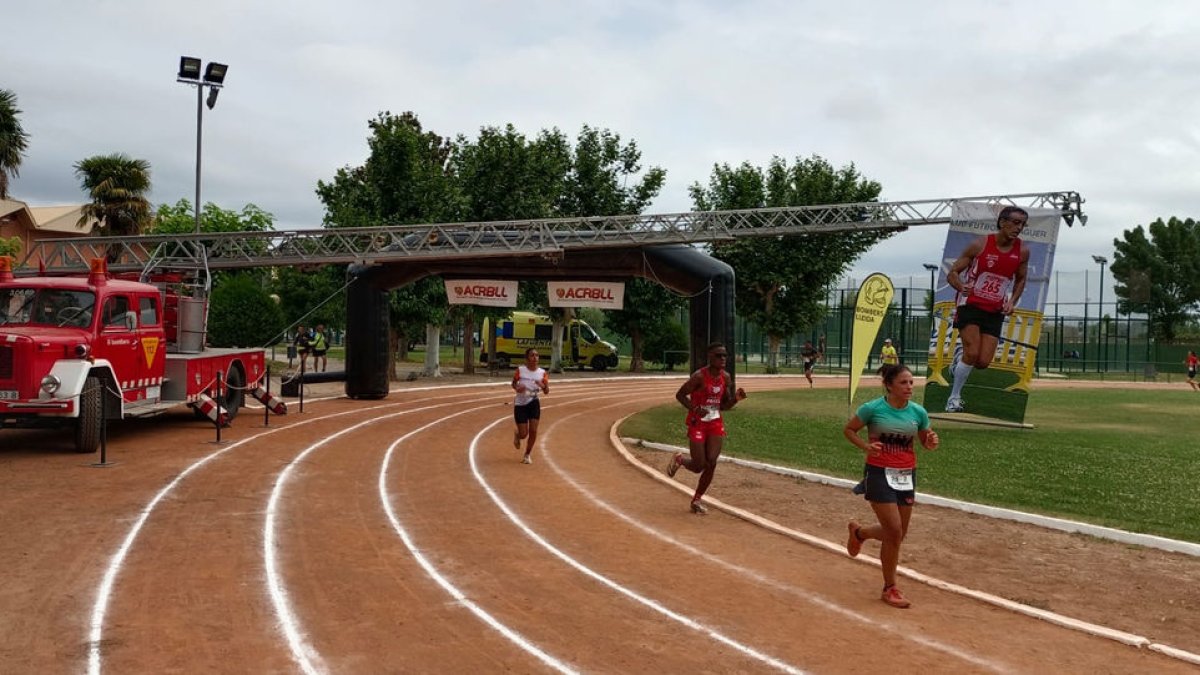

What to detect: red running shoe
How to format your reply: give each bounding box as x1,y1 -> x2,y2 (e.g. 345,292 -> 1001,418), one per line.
881,585 -> 911,609
846,521 -> 863,558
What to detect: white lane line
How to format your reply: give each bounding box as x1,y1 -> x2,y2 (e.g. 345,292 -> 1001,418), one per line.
264,397 -> 510,675
468,415 -> 807,675
378,406 -> 578,674
536,401 -> 1011,673
85,390 -> 488,675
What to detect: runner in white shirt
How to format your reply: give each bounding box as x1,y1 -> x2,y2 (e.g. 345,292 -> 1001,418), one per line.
512,348 -> 549,464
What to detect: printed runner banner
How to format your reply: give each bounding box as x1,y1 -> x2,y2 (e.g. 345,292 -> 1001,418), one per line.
924,202 -> 1061,423
546,281 -> 625,309
444,280 -> 518,307
849,273 -> 894,404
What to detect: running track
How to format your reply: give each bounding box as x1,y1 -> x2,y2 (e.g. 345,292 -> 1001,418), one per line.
0,377 -> 1191,673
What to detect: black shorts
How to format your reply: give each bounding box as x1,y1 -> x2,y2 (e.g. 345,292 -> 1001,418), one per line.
804,359 -> 816,372
953,303 -> 1004,338
1190,368 -> 1197,379
861,464 -> 916,506
514,398 -> 541,424
312,349 -> 327,357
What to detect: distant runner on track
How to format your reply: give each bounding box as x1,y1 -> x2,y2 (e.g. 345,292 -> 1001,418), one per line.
512,348 -> 549,464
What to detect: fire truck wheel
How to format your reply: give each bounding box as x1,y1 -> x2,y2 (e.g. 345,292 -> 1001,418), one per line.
591,355 -> 609,372
74,375 -> 103,454
495,354 -> 511,369
218,368 -> 245,424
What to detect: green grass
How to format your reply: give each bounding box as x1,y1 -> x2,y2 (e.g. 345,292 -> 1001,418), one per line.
620,387 -> 1200,543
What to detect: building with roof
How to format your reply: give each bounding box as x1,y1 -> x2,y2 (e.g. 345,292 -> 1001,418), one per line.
0,199 -> 98,262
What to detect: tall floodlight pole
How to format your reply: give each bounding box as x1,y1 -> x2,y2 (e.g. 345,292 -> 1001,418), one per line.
1093,255 -> 1108,372
922,263 -> 938,314
176,57 -> 228,234
922,263 -> 938,369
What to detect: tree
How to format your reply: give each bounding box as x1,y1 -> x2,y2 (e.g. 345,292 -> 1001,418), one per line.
270,265 -> 347,335
0,237 -> 20,259
315,111 -> 457,377
150,199 -> 275,234
74,154 -> 153,236
1111,217 -> 1200,340
606,278 -> 685,372
690,154 -> 890,372
0,89 -> 30,201
208,274 -> 286,349
642,317 -> 690,371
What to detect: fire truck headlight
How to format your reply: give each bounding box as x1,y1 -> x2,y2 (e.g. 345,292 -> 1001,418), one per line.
41,375 -> 61,395
75,344 -> 90,358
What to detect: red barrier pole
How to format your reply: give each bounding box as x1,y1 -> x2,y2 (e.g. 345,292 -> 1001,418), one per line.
215,370 -> 223,443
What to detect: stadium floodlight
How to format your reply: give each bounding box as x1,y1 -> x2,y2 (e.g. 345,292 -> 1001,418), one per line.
176,57 -> 229,233
1093,255 -> 1108,371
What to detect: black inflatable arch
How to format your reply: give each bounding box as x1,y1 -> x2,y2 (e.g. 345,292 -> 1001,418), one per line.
344,245 -> 734,399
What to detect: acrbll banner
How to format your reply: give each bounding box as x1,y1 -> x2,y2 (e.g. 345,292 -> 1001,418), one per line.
547,281 -> 625,309
444,280 -> 518,307
849,273 -> 894,404
924,202 -> 1061,423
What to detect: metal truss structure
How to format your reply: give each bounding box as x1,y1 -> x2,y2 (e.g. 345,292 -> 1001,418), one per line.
24,191 -> 1085,274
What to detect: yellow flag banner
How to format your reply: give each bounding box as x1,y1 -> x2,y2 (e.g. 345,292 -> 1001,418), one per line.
848,273 -> 895,404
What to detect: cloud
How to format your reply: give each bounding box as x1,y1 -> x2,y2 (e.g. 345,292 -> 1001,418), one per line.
3,0 -> 1198,289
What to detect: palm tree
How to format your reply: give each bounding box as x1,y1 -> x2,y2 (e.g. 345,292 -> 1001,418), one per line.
74,154 -> 153,236
0,89 -> 31,200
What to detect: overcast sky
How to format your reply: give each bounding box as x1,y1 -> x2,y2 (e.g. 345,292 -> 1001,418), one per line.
5,1 -> 1197,303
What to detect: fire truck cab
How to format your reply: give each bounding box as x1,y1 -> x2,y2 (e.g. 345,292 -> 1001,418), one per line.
0,257 -> 265,453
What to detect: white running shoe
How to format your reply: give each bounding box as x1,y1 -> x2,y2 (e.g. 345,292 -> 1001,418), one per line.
945,397 -> 965,413
522,454 -> 532,464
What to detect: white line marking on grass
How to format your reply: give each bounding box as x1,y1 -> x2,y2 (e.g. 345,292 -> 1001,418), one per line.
85,390 -> 489,675
468,415 -> 807,675
378,406 -> 578,674
536,402 -> 1010,673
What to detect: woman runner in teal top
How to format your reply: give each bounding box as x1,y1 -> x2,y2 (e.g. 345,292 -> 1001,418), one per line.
842,364 -> 939,609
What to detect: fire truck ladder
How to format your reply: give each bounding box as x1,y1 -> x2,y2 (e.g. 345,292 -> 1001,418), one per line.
25,191 -> 1085,274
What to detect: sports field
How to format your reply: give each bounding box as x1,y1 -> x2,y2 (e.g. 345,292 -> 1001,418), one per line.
0,373 -> 1197,673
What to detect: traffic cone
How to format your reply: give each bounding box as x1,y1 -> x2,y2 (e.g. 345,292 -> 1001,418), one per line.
251,385 -> 288,415
192,392 -> 228,427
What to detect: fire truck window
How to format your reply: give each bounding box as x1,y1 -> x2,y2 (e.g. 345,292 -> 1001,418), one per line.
139,297 -> 159,326
0,289 -> 35,324
534,324 -> 553,341
103,296 -> 133,329
27,290 -> 95,327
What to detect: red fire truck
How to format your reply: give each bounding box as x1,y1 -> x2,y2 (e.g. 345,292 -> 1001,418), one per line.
0,257 -> 267,452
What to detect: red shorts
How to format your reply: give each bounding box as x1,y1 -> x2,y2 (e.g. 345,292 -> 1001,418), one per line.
687,418 -> 726,443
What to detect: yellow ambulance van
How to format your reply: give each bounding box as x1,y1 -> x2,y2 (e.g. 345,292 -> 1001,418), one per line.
480,311 -> 619,371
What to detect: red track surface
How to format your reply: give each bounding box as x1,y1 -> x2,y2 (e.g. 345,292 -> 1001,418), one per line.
1,375 -> 1197,673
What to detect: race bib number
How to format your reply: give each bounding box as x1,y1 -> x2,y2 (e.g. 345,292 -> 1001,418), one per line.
885,468 -> 913,491
973,271 -> 1008,302
700,406 -> 721,422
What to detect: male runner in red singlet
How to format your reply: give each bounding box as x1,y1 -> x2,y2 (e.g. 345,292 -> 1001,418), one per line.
944,206 -> 1030,412
665,342 -> 747,514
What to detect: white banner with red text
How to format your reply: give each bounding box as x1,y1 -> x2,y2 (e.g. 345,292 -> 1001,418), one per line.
444,280 -> 518,307
546,281 -> 625,309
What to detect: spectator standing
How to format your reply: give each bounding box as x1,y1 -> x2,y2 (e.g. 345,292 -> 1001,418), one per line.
294,325 -> 312,372
311,324 -> 329,372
